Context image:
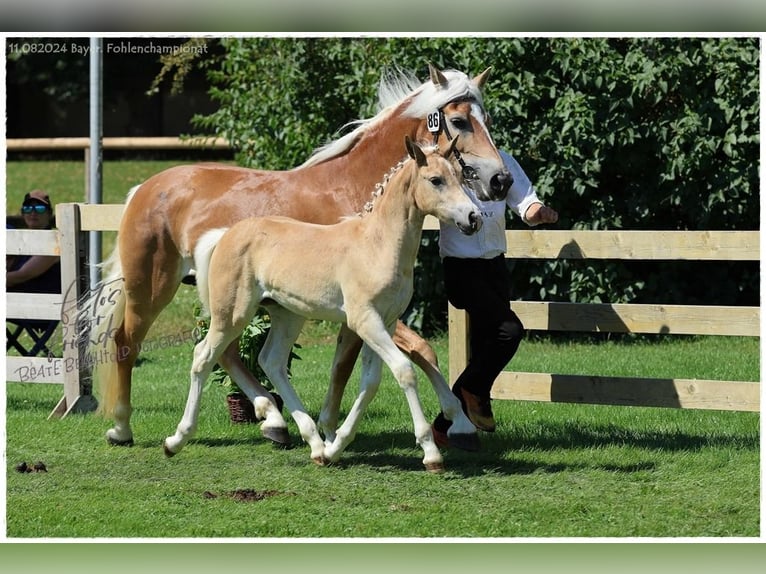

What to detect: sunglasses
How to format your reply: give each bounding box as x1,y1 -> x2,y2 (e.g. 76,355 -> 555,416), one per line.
22,204 -> 50,214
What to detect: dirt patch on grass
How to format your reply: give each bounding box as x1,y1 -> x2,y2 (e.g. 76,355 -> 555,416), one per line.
203,489 -> 292,502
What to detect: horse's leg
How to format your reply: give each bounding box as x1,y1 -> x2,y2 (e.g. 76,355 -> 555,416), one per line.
218,342 -> 291,446
164,328 -> 236,456
342,313 -> 444,473
258,307 -> 326,465
318,324 -> 363,446
105,244 -> 182,446
393,321 -> 479,451
322,341 -> 384,464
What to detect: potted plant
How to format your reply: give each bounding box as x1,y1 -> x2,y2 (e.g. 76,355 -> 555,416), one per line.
193,304 -> 296,423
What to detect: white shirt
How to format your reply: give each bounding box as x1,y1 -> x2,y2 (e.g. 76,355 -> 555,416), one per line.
439,150 -> 542,259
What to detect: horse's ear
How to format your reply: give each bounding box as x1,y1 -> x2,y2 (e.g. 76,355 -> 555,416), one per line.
471,67 -> 492,89
429,63 -> 449,89
405,136 -> 428,166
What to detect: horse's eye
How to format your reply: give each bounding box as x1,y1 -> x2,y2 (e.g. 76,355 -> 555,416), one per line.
429,176 -> 444,187
450,117 -> 470,131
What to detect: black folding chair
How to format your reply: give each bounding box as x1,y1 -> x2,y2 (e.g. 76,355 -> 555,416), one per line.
6,254 -> 62,357
6,319 -> 59,357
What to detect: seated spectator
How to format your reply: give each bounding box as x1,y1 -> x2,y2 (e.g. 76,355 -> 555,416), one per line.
6,190 -> 61,294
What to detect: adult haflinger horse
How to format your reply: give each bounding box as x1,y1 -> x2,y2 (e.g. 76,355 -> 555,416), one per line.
94,64 -> 511,450
165,137 -> 480,472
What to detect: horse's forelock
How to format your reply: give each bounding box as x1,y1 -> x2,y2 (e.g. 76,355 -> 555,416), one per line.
400,68 -> 484,119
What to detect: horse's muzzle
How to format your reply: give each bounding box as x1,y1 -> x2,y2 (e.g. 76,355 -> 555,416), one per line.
488,169 -> 513,201
458,211 -> 483,235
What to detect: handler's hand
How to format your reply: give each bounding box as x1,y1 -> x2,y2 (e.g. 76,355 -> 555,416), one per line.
525,203 -> 559,225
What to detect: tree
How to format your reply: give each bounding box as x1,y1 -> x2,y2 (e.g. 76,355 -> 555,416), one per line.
181,36 -> 759,333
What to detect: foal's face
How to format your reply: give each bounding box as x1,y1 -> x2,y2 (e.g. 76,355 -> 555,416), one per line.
410,143 -> 482,236
420,99 -> 512,203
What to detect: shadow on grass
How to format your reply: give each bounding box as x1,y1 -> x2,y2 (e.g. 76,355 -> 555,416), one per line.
340,449 -> 658,478
327,418 -> 758,476
503,421 -> 759,452
117,415 -> 758,476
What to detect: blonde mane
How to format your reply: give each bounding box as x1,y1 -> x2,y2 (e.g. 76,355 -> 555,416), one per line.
299,68 -> 483,169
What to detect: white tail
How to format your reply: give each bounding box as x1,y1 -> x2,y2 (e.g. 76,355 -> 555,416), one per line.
194,228 -> 229,314
92,184 -> 140,416
92,243 -> 126,417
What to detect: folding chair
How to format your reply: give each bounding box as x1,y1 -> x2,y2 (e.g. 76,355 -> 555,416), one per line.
6,255 -> 62,357
6,319 -> 59,357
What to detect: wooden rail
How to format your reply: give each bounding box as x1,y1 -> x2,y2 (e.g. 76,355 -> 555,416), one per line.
6,136 -> 230,151
423,218 -> 760,413
7,207 -> 760,418
7,136 -> 232,201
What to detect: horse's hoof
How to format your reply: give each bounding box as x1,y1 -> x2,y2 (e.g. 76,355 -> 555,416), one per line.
106,435 -> 134,447
448,432 -> 481,452
261,426 -> 291,447
311,456 -> 328,467
424,461 -> 446,474
163,443 -> 177,458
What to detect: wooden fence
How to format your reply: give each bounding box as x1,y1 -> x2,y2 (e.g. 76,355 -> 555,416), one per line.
6,137 -> 229,417
6,205 -> 760,417
6,204 -> 97,417
423,218 -> 760,412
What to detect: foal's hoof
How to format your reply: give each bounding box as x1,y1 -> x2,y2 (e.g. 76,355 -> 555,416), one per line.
163,442 -> 177,458
106,432 -> 134,447
424,461 -> 446,474
311,456 -> 329,467
449,432 -> 481,452
261,426 -> 291,447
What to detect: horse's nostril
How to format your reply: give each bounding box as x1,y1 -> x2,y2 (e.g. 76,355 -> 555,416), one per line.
469,211 -> 482,231
491,171 -> 513,197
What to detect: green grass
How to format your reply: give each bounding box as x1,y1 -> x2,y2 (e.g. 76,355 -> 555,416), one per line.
6,159 -> 227,262
6,316 -> 760,538
5,159 -> 762,539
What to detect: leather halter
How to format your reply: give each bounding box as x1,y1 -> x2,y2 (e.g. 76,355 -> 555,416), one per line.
429,105 -> 479,183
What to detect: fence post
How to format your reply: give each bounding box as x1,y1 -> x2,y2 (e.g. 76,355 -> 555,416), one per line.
447,304 -> 469,386
50,203 -> 98,418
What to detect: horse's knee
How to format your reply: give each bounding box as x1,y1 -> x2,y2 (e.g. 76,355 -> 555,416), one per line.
393,323 -> 439,368
391,361 -> 418,389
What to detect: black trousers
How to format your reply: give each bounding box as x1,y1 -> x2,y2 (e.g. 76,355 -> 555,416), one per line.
443,255 -> 525,398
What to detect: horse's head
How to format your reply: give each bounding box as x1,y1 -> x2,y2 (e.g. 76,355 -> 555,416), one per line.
405,136 -> 482,236
412,64 -> 512,202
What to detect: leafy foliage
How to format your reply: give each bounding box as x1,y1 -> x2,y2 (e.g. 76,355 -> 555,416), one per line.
193,304 -> 300,396
186,37 -> 759,333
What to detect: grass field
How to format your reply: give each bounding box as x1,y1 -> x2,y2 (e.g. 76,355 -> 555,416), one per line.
4,160 -> 761,538
5,288 -> 761,539
5,324 -> 760,538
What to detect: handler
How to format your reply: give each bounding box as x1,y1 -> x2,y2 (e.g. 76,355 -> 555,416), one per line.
432,150 -> 558,446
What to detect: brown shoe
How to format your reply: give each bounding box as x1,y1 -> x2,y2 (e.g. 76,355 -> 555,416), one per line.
459,388 -> 496,432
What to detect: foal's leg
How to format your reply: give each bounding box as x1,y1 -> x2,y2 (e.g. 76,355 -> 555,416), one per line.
393,322 -> 478,451
321,321 -> 478,450
164,330 -> 232,456
318,324 -> 363,446
343,313 -> 444,473
258,307 -> 326,465
218,342 -> 291,446
322,341 -> 384,464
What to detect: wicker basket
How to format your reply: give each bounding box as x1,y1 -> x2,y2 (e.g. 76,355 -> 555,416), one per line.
226,393 -> 257,424
226,392 -> 284,424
